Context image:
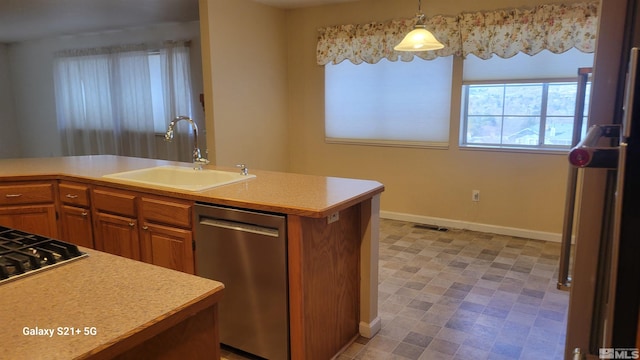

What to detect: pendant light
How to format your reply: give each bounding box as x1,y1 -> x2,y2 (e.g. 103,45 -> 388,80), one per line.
394,0 -> 444,52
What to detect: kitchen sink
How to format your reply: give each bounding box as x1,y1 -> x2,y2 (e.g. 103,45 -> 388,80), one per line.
102,165 -> 256,191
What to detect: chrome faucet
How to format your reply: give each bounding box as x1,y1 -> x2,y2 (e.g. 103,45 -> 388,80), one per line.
165,116 -> 209,170
236,164 -> 249,176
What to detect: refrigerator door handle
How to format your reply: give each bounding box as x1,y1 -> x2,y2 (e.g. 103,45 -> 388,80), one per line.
558,67 -> 592,291
558,165 -> 579,290
568,124 -> 620,169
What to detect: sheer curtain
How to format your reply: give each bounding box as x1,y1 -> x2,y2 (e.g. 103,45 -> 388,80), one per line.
160,41 -> 195,162
53,41 -> 195,160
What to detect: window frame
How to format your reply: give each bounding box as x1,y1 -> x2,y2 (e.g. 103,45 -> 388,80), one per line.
459,77 -> 590,153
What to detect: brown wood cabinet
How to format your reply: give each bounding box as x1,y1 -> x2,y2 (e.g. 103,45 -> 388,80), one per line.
140,196 -> 194,274
58,182 -> 94,248
92,187 -> 141,261
94,211 -> 141,261
141,222 -> 194,274
90,186 -> 195,273
0,182 -> 57,237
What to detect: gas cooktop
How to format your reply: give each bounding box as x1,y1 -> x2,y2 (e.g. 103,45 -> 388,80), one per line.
0,226 -> 87,284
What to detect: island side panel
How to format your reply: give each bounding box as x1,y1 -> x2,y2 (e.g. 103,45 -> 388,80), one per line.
110,304 -> 220,360
287,205 -> 361,360
287,214 -> 306,360
359,194 -> 381,337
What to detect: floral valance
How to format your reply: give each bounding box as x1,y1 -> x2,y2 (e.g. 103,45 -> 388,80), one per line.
317,1 -> 599,65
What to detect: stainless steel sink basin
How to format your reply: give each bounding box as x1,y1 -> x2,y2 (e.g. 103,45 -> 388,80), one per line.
102,165 -> 256,191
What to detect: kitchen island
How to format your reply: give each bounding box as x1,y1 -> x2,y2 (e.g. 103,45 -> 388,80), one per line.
1,247 -> 225,360
0,155 -> 384,359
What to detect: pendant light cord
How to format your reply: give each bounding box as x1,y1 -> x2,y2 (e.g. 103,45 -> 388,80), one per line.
416,0 -> 426,25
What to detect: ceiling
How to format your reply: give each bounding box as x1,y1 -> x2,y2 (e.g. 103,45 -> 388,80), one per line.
254,0 -> 359,8
0,0 -> 359,44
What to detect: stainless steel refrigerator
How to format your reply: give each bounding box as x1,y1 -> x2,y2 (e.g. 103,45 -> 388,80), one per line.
564,0 -> 640,358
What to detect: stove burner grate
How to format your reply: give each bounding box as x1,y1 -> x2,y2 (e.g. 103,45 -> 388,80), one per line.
0,226 -> 87,284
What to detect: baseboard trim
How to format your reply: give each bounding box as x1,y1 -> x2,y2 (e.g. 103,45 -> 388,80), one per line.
359,317 -> 381,338
380,210 -> 563,243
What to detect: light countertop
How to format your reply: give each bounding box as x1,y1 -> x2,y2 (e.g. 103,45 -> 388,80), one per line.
1,248 -> 224,360
0,155 -> 384,218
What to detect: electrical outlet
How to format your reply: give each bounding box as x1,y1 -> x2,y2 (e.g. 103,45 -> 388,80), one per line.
327,211 -> 340,224
472,190 -> 480,202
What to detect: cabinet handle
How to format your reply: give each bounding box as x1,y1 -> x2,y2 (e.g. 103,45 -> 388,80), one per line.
5,194 -> 22,198
142,226 -> 149,230
128,222 -> 135,227
65,194 -> 79,199
81,211 -> 88,217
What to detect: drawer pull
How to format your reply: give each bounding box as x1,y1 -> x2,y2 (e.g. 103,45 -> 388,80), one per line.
65,194 -> 79,199
128,222 -> 135,227
142,226 -> 149,230
5,194 -> 22,198
81,211 -> 88,217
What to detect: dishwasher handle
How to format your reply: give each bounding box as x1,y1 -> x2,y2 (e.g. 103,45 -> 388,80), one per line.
199,217 -> 280,237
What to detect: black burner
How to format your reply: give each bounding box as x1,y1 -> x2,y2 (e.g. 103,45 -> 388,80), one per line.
0,226 -> 87,284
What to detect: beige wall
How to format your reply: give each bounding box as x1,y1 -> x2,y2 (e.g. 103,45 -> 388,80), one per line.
0,44 -> 21,158
199,0 -> 590,237
285,0 -> 589,236
201,0 -> 289,171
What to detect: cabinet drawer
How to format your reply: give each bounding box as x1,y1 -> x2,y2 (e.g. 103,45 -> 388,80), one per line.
141,197 -> 192,228
93,188 -> 136,217
0,183 -> 54,205
59,183 -> 90,207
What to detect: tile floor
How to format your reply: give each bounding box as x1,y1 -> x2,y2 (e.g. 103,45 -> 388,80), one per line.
222,219 -> 570,360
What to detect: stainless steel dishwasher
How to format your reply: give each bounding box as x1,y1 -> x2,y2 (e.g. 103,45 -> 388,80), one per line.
194,203 -> 288,360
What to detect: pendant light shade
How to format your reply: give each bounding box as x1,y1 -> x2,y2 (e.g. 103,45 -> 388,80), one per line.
394,0 -> 444,52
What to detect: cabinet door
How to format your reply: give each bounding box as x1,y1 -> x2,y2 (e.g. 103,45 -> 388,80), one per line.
94,212 -> 140,260
141,222 -> 194,274
59,205 -> 94,248
0,205 -> 58,237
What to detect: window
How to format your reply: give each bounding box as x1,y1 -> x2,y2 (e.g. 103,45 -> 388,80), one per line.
462,81 -> 591,147
54,41 -> 194,157
148,53 -> 170,133
460,49 -> 594,151
325,57 -> 453,147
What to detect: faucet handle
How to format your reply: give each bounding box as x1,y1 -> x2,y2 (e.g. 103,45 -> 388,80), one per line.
236,164 -> 248,176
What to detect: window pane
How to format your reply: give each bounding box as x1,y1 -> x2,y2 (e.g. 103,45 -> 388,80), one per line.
584,83 -> 591,117
148,54 -> 167,133
547,83 -> 578,116
545,117 -> 574,145
504,84 -> 542,116
502,117 -> 540,145
468,85 -> 504,116
466,116 -> 502,144
325,57 -> 453,145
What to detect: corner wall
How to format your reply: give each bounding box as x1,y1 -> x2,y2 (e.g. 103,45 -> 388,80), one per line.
201,0 -> 289,171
